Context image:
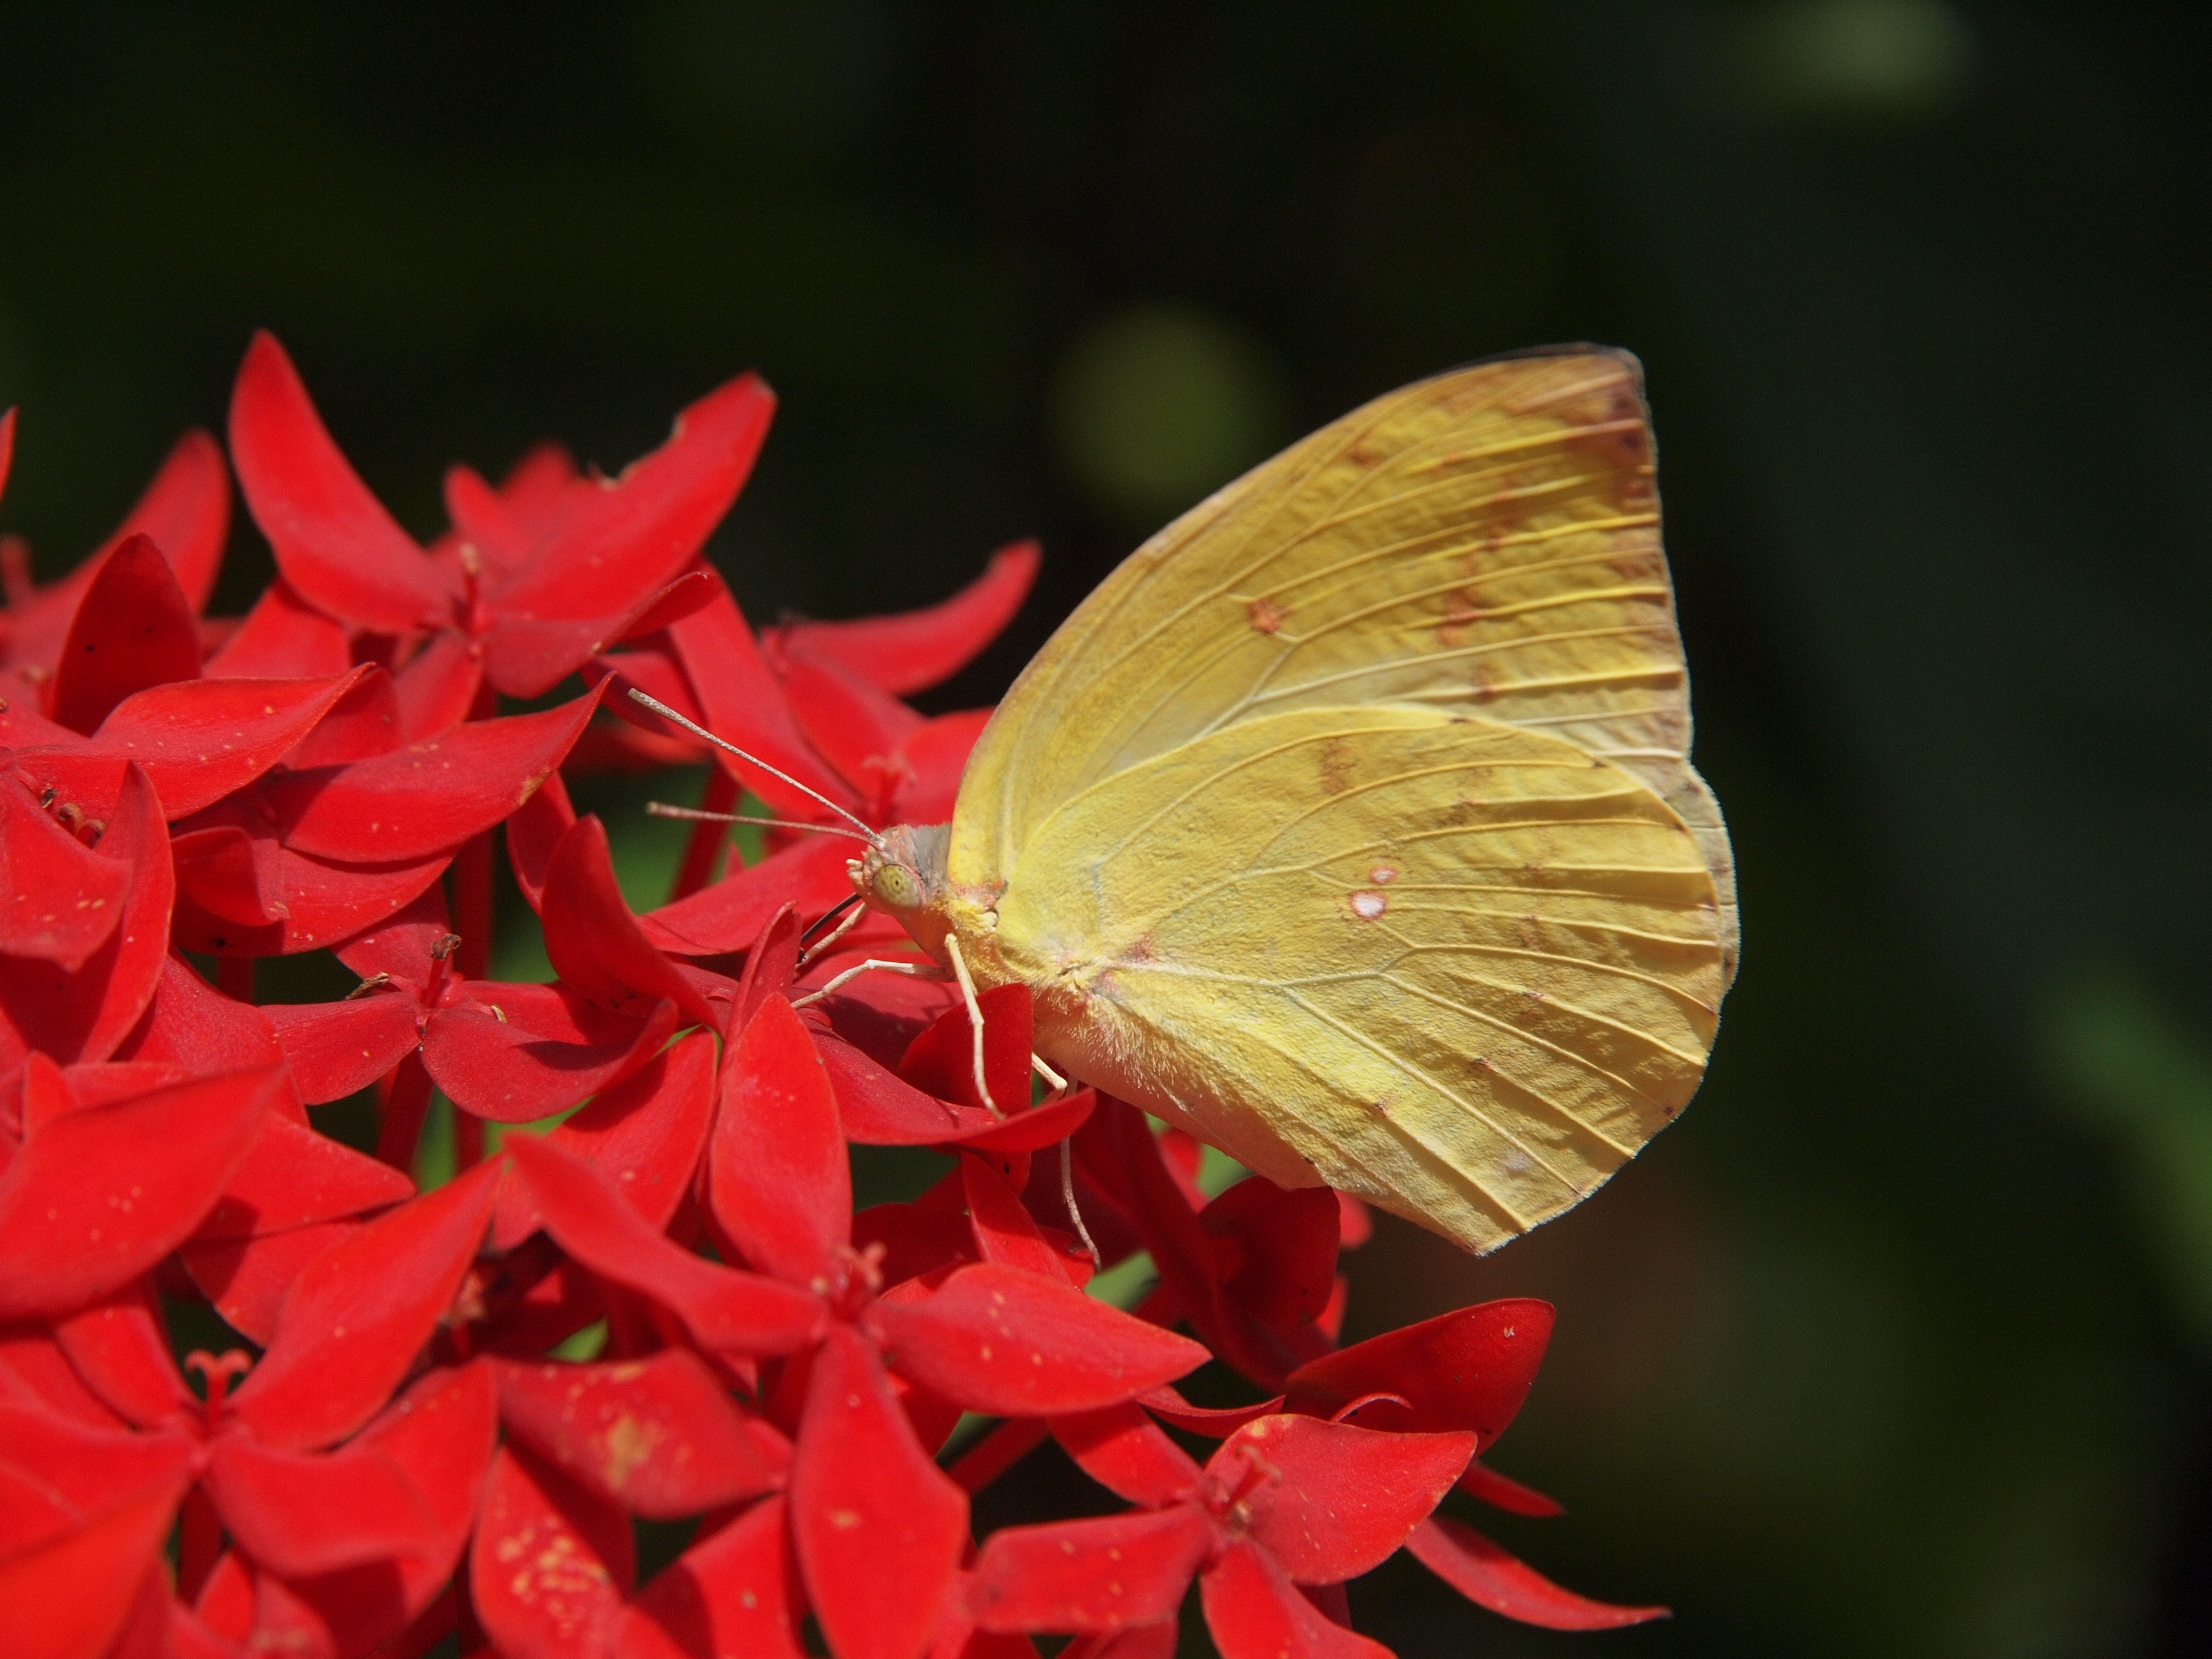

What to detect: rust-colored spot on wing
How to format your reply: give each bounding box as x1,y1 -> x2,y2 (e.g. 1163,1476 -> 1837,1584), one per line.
1246,595 -> 1288,635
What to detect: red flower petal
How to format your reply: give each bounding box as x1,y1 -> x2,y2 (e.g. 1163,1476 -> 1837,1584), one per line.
641,834 -> 858,958
851,1203 -> 978,1290
730,903 -> 803,1031
487,374 -> 774,637
1202,1180 -> 1339,1342
110,956 -> 281,1075
109,428 -> 230,614
1198,1541 -> 1392,1659
170,825 -> 291,928
264,687 -> 600,863
898,986 -> 1032,1121
616,1492 -> 807,1659
968,1505 -> 1210,1635
283,665 -> 405,768
507,1135 -> 822,1358
0,765 -> 173,1070
178,1218 -> 360,1347
494,1348 -> 776,1518
230,1158 -> 501,1451
229,332 -> 452,634
1059,1623 -> 1178,1659
203,579 -> 352,679
887,710 -> 992,827
542,815 -> 721,1030
772,541 -> 1039,696
393,630 -> 484,741
1217,1414 -> 1471,1584
0,1060 -> 279,1320
421,995 -> 676,1124
483,571 -> 718,701
816,1030 -> 974,1143
264,1361 -> 497,1658
1457,1461 -> 1564,1517
1135,1387 -> 1282,1440
780,649 -> 921,799
194,1112 -> 414,1239
0,772 -> 129,968
48,536 -> 202,735
663,579 -> 857,818
263,994 -> 421,1106
170,837 -> 450,958
1403,1517 -> 1666,1630
49,1283 -> 190,1430
867,1263 -> 1207,1417
1282,1300 -> 1554,1451
792,1323 -> 969,1659
1048,1404 -> 1201,1509
199,1434 -> 438,1578
488,1029 -> 718,1250
26,668 -> 370,821
470,1442 -> 636,1659
505,766 -> 577,914
712,997 -> 850,1288
0,1329 -> 128,1430
0,1479 -> 189,1659
960,1155 -> 1077,1283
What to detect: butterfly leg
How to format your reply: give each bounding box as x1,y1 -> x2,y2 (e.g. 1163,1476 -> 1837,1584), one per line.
788,957 -> 949,1009
940,933 -> 1002,1119
1059,1139 -> 1103,1271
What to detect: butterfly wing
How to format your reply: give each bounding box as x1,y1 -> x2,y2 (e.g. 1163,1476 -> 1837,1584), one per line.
951,348 -> 1737,979
991,706 -> 1724,1254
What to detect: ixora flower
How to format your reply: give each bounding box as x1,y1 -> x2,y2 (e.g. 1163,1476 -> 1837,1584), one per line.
0,344 -> 1665,1659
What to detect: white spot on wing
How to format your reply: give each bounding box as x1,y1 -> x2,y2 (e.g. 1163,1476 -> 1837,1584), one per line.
1348,890 -> 1388,920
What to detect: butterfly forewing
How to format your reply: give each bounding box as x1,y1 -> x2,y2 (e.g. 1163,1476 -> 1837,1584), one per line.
951,348 -> 1735,978
991,707 -> 1724,1255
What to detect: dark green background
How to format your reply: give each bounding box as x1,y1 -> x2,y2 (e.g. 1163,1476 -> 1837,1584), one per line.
4,5 -> 2207,1655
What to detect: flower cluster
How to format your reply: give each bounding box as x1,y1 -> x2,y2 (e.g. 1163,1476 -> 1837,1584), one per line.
0,337 -> 1662,1659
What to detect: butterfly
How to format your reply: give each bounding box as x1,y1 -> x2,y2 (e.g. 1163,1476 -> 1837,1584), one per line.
679,347 -> 1736,1256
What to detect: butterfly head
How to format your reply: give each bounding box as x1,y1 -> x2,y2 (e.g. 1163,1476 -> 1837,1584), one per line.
850,822 -> 967,960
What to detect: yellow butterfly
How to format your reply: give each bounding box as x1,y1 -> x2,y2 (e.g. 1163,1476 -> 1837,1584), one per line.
681,348 -> 1737,1256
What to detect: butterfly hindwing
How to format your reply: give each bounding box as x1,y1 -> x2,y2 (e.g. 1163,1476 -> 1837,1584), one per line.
991,706 -> 1724,1255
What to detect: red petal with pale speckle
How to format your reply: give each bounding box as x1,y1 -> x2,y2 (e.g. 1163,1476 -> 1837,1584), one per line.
494,1348 -> 775,1519
262,689 -> 600,864
969,1505 -> 1209,1635
1217,1413 -> 1471,1584
867,1263 -> 1206,1418
791,1324 -> 968,1659
0,1061 -> 279,1320
470,1443 -> 636,1659
1283,1299 -> 1554,1451
617,1492 -> 808,1659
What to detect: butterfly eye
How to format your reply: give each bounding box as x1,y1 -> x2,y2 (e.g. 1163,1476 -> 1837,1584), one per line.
872,862 -> 924,910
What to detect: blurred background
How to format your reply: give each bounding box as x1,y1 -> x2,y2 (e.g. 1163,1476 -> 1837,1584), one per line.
2,3 -> 2207,1653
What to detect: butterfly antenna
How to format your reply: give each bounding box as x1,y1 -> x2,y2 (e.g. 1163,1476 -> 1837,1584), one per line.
644,802 -> 877,845
626,688 -> 881,842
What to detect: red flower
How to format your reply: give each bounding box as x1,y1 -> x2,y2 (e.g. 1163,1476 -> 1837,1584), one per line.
229,332 -> 763,701
0,338 -> 1679,1659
